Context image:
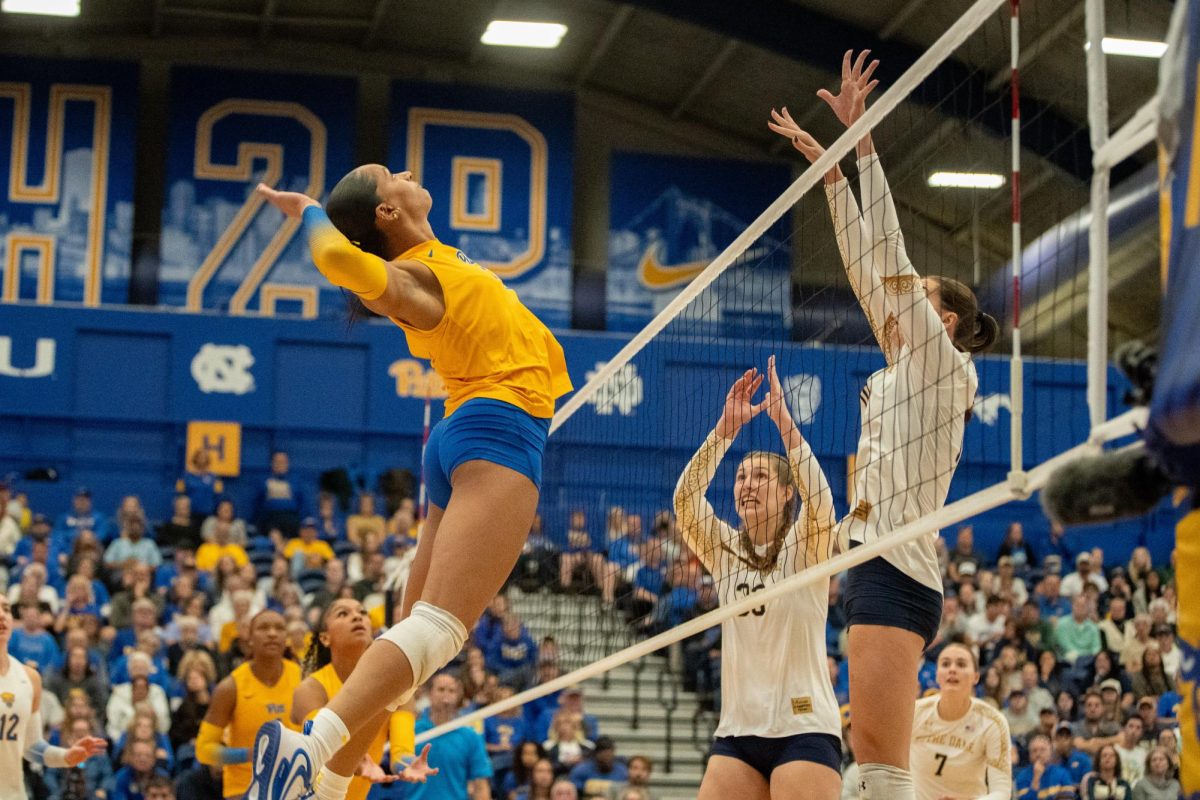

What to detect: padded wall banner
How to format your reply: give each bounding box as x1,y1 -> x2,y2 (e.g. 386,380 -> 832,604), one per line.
0,57 -> 137,307
157,66 -> 356,318
607,151 -> 793,336
387,83 -> 574,328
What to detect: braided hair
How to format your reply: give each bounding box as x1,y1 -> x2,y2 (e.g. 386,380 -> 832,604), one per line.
301,604 -> 336,678
721,451 -> 798,575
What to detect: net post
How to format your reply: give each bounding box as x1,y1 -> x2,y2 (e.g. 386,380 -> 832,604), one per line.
1007,0 -> 1029,497
1085,0 -> 1111,431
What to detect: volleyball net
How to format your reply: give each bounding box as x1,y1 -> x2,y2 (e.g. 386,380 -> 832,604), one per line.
420,0 -> 1165,746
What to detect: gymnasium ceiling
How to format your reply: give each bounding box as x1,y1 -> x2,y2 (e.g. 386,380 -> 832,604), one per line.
0,0 -> 1175,354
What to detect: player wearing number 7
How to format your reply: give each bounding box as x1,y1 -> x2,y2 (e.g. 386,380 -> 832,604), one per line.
672,357 -> 842,800
910,643 -> 1012,800
0,595 -> 108,800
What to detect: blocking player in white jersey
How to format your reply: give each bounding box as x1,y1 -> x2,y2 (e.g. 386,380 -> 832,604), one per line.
0,595 -> 107,800
911,643 -> 1012,800
769,50 -> 998,800
673,357 -> 841,800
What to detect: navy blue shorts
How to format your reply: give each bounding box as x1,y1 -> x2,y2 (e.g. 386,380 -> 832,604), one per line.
711,733 -> 841,779
843,545 -> 943,649
423,398 -> 550,509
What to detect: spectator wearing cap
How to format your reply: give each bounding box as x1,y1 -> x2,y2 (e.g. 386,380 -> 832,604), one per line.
1097,676 -> 1128,724
1151,624 -> 1182,677
1052,719 -> 1094,784
54,485 -> 107,544
282,516 -> 334,574
1073,689 -> 1122,756
1017,733 -> 1077,800
255,449 -> 304,538
1061,551 -> 1109,598
1035,571 -> 1072,620
946,525 -> 982,584
1056,594 -> 1102,662
534,684 -> 600,744
568,735 -> 629,798
104,511 -> 161,573
177,447 -> 224,520
1134,697 -> 1161,744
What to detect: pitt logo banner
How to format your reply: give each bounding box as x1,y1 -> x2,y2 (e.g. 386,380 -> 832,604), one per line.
157,66 -> 356,319
606,151 -> 793,337
388,83 -> 574,328
0,57 -> 137,307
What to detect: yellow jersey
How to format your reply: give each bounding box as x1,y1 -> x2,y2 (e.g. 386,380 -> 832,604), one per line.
309,664 -> 416,800
391,240 -> 572,418
225,660 -> 303,798
196,542 -> 249,572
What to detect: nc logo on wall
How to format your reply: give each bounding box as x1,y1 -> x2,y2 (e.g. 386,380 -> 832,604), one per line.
607,152 -> 793,337
191,344 -> 255,395
585,361 -> 643,416
0,336 -> 55,378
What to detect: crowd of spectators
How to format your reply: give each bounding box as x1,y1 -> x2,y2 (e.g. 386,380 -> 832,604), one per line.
0,451 -> 1184,800
0,455 -> 663,800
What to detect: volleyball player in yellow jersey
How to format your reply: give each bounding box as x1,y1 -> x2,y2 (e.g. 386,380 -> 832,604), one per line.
292,598 -> 437,797
197,609 -> 302,798
250,168 -> 572,800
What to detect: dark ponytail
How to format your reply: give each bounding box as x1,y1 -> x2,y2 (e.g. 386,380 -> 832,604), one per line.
325,170 -> 386,326
931,276 -> 999,355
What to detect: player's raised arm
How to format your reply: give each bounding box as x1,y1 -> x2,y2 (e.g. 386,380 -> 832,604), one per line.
673,368 -> 763,574
759,356 -> 836,565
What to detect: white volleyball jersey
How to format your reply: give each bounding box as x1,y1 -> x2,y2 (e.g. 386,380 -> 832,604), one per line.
0,660 -> 34,800
674,432 -> 841,739
911,695 -> 1012,800
825,152 -> 978,593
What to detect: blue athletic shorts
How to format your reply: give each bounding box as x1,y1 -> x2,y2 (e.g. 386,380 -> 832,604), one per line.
711,733 -> 841,779
423,398 -> 550,510
843,544 -> 943,649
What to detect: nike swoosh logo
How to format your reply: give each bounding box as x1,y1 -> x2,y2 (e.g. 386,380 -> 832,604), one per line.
637,243 -> 709,289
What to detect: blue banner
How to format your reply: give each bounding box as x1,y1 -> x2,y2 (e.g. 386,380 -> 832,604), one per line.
387,83 -> 574,328
157,66 -> 356,318
607,152 -> 793,336
0,57 -> 137,307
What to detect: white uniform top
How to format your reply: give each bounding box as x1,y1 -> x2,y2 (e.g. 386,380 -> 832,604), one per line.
825,153 -> 978,593
910,695 -> 1012,800
0,660 -> 34,800
673,431 -> 841,739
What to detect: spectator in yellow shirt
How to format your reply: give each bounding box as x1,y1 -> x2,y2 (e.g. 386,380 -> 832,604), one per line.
196,522 -> 250,573
284,517 -> 335,574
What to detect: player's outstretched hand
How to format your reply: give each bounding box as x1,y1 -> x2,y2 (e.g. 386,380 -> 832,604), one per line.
65,736 -> 108,767
358,755 -> 400,784
760,355 -> 792,430
396,744 -> 440,783
716,368 -> 765,439
817,49 -> 880,128
256,183 -> 320,219
768,107 -> 826,164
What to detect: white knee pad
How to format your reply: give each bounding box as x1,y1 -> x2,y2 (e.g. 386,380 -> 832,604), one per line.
380,601 -> 468,710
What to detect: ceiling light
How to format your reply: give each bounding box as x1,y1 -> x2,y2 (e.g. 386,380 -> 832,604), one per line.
2,0 -> 80,15
1084,37 -> 1168,58
481,20 -> 567,49
928,172 -> 1006,189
